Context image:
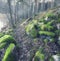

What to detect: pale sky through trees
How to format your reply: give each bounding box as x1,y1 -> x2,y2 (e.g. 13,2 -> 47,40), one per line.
0,21 -> 4,31
0,0 -> 60,31
0,13 -> 8,31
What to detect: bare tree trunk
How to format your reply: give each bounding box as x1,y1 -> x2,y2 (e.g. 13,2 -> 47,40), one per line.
34,0 -> 38,14
7,0 -> 14,27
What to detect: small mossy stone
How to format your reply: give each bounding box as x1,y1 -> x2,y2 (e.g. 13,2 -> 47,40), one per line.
25,23 -> 34,34
34,51 -> 45,61
44,39 -> 49,44
49,38 -> 55,42
39,31 -> 55,37
29,27 -> 38,38
49,56 -> 54,61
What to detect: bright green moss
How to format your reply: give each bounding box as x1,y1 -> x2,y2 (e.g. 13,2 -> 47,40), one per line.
40,24 -> 46,30
40,24 -> 53,31
44,39 -> 49,44
29,28 -> 38,37
39,18 -> 45,22
46,13 -> 54,18
0,42 -> 7,49
49,38 -> 55,42
25,23 -> 38,38
0,33 -> 4,38
39,31 -> 55,37
0,35 -> 16,44
0,35 -> 17,61
49,57 -> 54,61
2,43 -> 15,61
47,20 -> 54,25
47,25 -> 54,30
25,9 -> 59,61
34,51 -> 45,61
25,12 -> 58,44
25,23 -> 33,34
32,20 -> 38,25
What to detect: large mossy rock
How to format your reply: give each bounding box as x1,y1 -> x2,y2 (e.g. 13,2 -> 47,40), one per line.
2,43 -> 15,61
25,13 -> 57,42
25,20 -> 38,38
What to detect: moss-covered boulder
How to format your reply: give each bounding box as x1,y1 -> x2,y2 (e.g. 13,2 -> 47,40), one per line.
25,21 -> 38,38
2,43 -> 15,61
0,35 -> 17,61
0,35 -> 16,44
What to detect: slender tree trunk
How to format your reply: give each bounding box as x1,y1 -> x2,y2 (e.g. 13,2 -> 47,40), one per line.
7,0 -> 14,27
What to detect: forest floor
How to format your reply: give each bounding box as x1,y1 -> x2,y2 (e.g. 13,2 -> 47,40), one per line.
14,7 -> 60,61
0,6 -> 60,61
